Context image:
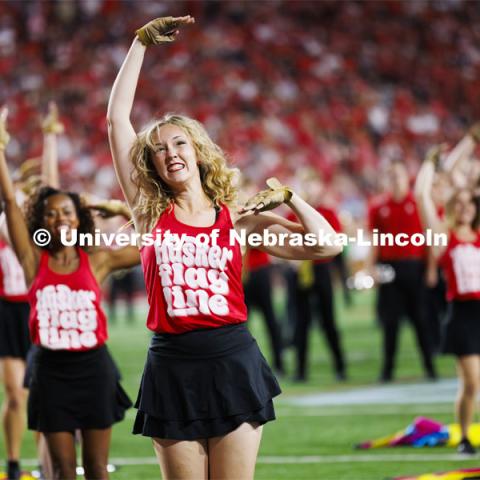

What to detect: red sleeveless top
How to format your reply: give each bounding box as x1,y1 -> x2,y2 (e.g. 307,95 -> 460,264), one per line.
28,248 -> 108,351
0,240 -> 28,302
140,204 -> 247,334
439,231 -> 480,301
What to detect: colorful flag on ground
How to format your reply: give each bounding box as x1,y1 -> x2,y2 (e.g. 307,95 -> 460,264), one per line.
356,417 -> 480,449
393,467 -> 480,479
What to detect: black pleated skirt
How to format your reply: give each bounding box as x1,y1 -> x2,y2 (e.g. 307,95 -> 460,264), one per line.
133,322 -> 282,440
28,345 -> 132,433
0,299 -> 30,359
442,300 -> 480,356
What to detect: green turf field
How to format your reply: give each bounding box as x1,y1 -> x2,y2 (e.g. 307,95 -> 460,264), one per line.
2,289 -> 479,479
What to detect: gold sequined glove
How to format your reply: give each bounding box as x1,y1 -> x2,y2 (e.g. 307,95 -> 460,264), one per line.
41,102 -> 64,135
88,199 -> 131,219
240,177 -> 293,214
0,107 -> 10,152
469,122 -> 480,144
424,144 -> 445,169
135,15 -> 194,46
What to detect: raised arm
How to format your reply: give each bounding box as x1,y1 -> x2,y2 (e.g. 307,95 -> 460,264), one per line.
414,146 -> 448,259
441,124 -> 480,191
0,108 -> 40,284
107,16 -> 194,210
236,178 -> 343,260
41,101 -> 64,189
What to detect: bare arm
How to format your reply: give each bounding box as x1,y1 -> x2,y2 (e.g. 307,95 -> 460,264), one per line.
41,102 -> 64,188
442,124 -> 480,191
89,246 -> 140,285
442,135 -> 476,174
107,16 -> 195,214
414,155 -> 448,259
236,183 -> 343,260
0,109 -> 40,284
106,37 -> 145,209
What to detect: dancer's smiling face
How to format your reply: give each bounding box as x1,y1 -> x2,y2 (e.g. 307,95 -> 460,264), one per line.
43,194 -> 80,242
151,124 -> 199,188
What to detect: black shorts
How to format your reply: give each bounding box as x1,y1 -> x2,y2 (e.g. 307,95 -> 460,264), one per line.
133,322 -> 281,440
442,300 -> 480,356
0,299 -> 30,359
27,345 -> 132,433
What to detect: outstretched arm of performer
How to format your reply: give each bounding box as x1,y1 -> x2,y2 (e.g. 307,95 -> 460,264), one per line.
90,246 -> 140,285
106,15 -> 194,211
41,101 -> 64,189
442,123 -> 480,191
414,145 -> 448,259
236,178 -> 343,260
0,108 -> 40,283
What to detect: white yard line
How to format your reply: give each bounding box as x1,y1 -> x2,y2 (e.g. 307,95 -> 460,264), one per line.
280,379 -> 459,407
18,453 -> 480,467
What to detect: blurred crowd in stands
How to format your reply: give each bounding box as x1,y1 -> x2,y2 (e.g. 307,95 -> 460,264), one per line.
0,0 -> 479,221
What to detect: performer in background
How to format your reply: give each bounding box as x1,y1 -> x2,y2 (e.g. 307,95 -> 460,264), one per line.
367,161 -> 436,382
289,170 -> 347,382
0,107 -> 139,480
416,137 -> 480,455
0,102 -> 63,480
243,248 -> 285,375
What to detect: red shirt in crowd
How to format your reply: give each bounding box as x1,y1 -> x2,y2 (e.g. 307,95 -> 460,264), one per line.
439,231 -> 480,302
28,249 -> 108,351
0,240 -> 28,302
368,192 -> 425,262
140,205 -> 248,334
246,249 -> 271,272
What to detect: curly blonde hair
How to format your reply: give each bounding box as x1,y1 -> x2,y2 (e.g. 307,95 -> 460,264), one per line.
129,114 -> 239,230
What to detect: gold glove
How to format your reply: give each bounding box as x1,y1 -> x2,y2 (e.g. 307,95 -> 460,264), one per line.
20,175 -> 42,196
88,199 -> 131,219
0,107 -> 10,151
41,102 -> 64,135
18,157 -> 41,179
469,122 -> 480,144
135,15 -> 194,46
240,177 -> 293,214
424,144 -> 445,169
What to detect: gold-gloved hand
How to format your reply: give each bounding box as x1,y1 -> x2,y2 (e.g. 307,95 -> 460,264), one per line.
424,144 -> 445,169
88,199 -> 131,219
42,102 -> 64,135
469,122 -> 480,144
135,15 -> 194,46
0,107 -> 10,151
240,177 -> 293,214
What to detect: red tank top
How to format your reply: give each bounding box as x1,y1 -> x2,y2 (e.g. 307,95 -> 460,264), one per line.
28,248 -> 108,351
0,240 -> 28,302
439,231 -> 480,301
140,204 -> 247,334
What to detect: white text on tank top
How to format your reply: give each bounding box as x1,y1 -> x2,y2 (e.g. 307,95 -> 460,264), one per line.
36,284 -> 98,349
451,244 -> 480,295
0,247 -> 27,295
155,234 -> 233,317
